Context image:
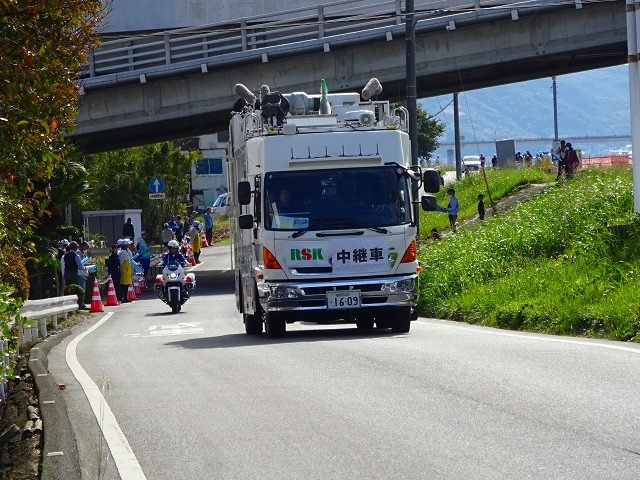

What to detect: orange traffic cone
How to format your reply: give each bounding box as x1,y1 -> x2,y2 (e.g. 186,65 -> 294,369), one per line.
127,283 -> 137,301
89,279 -> 104,312
105,277 -> 119,306
201,234 -> 208,248
188,254 -> 196,266
134,275 -> 142,295
139,274 -> 147,290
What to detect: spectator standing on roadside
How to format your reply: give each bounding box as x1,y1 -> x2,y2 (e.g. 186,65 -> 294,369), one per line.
478,194 -> 485,220
556,140 -> 568,180
107,244 -> 121,302
204,207 -> 214,246
480,153 -> 486,169
566,143 -> 579,176
123,217 -> 135,240
190,221 -> 202,264
161,223 -> 174,247
77,241 -> 90,292
167,215 -> 178,235
63,242 -> 88,309
175,215 -> 184,244
118,239 -> 133,302
436,188 -> 459,232
491,154 -> 498,169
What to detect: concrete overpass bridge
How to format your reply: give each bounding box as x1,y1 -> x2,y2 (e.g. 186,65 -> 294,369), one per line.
72,0 -> 626,153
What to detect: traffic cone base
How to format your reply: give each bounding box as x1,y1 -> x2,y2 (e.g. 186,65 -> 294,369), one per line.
127,283 -> 137,301
89,279 -> 104,313
105,278 -> 119,306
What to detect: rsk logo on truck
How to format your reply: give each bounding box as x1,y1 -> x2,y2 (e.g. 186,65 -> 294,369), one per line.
291,248 -> 324,261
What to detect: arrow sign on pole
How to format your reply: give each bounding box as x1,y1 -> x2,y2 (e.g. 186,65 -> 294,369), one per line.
149,177 -> 165,193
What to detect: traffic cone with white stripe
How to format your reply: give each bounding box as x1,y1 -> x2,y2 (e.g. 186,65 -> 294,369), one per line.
89,279 -> 104,313
134,275 -> 142,296
201,233 -> 208,248
127,283 -> 137,301
105,277 -> 119,306
139,274 -> 147,290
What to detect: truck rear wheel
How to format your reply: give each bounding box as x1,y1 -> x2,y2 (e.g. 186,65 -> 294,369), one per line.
244,312 -> 263,335
265,312 -> 286,338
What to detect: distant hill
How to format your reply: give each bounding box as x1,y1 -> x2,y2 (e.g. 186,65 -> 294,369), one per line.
421,65 -> 630,144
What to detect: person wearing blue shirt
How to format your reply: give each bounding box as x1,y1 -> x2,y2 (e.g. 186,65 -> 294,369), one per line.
437,188 -> 459,232
167,215 -> 179,235
204,207 -> 214,246
160,240 -> 187,265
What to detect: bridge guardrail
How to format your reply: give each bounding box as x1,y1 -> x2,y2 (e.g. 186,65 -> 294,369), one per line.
84,0 -> 571,90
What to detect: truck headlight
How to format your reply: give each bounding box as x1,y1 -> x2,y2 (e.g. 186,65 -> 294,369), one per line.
387,278 -> 415,293
269,285 -> 301,299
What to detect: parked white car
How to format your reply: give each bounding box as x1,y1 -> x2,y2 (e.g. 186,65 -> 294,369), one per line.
462,155 -> 481,171
212,193 -> 230,216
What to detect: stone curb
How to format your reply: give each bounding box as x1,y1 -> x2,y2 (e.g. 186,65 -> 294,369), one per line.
27,329 -> 82,480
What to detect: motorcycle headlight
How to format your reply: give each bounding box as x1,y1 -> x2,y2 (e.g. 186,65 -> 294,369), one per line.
168,273 -> 179,280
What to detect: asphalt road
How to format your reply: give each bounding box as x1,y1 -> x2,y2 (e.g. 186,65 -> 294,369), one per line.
44,245 -> 640,479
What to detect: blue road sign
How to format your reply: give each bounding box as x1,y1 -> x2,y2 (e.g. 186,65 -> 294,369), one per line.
149,177 -> 165,193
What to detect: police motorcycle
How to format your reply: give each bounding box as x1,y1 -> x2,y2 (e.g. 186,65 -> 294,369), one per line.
154,240 -> 196,313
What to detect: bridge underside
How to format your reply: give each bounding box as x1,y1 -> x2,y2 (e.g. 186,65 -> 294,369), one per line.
71,2 -> 626,153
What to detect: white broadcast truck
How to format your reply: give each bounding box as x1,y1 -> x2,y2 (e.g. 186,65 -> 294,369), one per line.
228,80 -> 441,337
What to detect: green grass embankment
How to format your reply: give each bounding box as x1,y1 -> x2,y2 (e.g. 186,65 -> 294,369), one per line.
417,167 -> 640,341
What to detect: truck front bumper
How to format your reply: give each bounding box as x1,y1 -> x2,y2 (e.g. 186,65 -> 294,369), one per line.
257,274 -> 418,313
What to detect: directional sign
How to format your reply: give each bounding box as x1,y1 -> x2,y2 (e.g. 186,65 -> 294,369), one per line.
149,193 -> 165,200
149,177 -> 165,193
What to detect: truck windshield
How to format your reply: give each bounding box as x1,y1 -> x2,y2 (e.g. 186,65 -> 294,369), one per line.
264,167 -> 412,231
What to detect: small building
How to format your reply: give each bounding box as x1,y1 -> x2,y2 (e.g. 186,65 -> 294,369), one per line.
82,209 -> 142,247
191,132 -> 229,210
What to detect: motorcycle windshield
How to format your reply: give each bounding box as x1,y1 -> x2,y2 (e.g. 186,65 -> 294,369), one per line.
264,166 -> 412,231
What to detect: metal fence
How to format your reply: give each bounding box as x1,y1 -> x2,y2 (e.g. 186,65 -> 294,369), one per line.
83,0 -> 564,90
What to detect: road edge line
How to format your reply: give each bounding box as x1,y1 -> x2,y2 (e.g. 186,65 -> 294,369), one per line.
65,312 -> 147,480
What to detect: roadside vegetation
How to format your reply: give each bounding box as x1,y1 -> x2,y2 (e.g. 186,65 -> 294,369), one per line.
417,167 -> 640,341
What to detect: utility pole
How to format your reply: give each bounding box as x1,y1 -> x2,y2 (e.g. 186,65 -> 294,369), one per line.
406,0 -> 420,235
454,92 -> 461,180
552,76 -> 558,141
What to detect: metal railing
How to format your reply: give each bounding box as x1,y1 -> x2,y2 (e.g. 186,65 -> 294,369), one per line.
18,295 -> 79,345
83,0 -> 573,90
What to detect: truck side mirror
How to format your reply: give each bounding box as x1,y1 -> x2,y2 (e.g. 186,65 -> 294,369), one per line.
423,170 -> 441,194
238,214 -> 254,229
237,181 -> 252,205
421,195 -> 437,211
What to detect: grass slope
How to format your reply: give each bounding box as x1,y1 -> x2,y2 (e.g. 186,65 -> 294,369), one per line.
417,167 -> 640,341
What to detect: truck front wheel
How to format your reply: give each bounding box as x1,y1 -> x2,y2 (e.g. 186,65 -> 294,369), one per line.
391,307 -> 412,334
244,312 -> 263,335
265,312 -> 286,338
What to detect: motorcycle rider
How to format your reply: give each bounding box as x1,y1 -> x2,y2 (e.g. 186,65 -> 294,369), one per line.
161,240 -> 187,266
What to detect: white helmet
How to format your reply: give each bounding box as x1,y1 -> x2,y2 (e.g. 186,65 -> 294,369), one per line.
167,240 -> 180,249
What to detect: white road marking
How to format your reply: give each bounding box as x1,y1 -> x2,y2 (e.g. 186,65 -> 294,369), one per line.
419,319 -> 640,354
66,312 -> 147,480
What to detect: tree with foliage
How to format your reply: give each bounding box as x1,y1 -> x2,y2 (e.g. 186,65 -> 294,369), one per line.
78,142 -> 199,243
391,102 -> 446,164
416,103 -> 446,163
0,1 -> 104,378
